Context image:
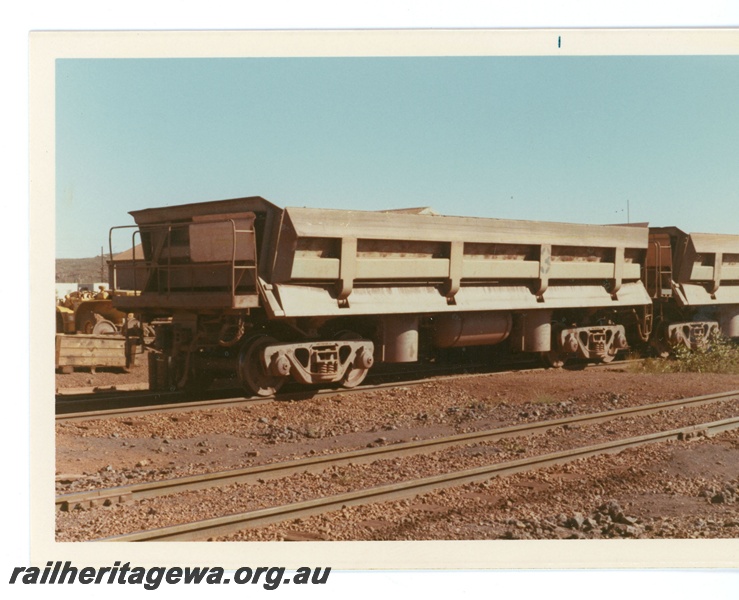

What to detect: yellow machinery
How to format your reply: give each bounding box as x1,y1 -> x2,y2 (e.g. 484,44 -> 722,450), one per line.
55,287 -> 141,372
56,288 -> 129,335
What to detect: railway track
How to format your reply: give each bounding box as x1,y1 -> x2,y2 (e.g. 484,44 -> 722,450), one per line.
56,389 -> 270,422
55,357 -> 636,422
101,416 -> 739,542
54,358 -> 529,418
56,390 -> 739,540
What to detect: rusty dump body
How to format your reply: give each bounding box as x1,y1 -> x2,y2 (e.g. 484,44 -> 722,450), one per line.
111,196 -> 656,395
645,227 -> 739,353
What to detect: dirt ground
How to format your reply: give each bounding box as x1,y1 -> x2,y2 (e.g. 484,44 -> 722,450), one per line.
56,360 -> 149,391
55,363 -> 739,540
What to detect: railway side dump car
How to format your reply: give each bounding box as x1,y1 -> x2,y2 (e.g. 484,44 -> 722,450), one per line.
110,197 -> 652,395
645,227 -> 739,354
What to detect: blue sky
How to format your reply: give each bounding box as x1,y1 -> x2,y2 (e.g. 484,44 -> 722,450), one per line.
56,54 -> 739,258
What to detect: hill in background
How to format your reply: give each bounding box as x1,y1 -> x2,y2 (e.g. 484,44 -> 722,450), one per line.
56,255 -> 108,284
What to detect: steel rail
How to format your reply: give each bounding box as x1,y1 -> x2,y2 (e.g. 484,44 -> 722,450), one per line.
56,394 -> 271,423
55,358 -> 638,422
99,415 -> 739,541
59,389 -> 738,510
56,376 -> 446,422
54,360 -> 531,419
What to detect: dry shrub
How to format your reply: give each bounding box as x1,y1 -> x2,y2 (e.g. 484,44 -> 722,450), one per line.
637,334 -> 739,375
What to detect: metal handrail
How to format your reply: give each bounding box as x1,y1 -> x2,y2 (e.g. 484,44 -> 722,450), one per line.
108,225 -> 141,293
109,219 -> 258,303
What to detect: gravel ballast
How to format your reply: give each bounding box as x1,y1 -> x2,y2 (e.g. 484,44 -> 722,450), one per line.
55,366 -> 739,541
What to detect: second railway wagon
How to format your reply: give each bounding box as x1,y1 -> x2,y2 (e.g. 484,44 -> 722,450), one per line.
110,196 -> 653,395
645,227 -> 739,355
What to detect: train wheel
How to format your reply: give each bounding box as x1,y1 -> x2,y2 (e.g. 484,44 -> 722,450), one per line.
342,364 -> 369,388
336,331 -> 370,388
649,338 -> 671,359
542,350 -> 566,369
238,335 -> 286,397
